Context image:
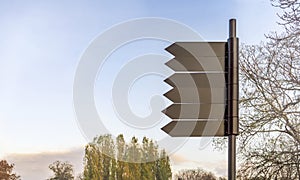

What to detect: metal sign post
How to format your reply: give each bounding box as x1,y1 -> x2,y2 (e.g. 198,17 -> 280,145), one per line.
227,19 -> 239,180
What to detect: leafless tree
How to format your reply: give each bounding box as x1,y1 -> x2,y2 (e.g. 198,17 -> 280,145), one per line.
271,0 -> 300,36
237,0 -> 300,179
174,168 -> 218,180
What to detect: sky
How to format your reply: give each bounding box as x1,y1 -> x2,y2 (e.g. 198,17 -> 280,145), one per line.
0,0 -> 283,179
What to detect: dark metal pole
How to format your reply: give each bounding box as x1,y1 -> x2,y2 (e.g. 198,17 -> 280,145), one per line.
228,135 -> 236,180
227,19 -> 239,180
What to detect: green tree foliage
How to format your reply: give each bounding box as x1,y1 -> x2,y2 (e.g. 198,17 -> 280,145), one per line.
174,168 -> 224,180
140,137 -> 155,180
155,150 -> 172,180
84,143 -> 103,179
127,137 -> 141,179
98,135 -> 115,180
0,160 -> 20,180
48,160 -> 74,180
83,134 -> 172,180
83,134 -> 115,180
116,134 -> 127,180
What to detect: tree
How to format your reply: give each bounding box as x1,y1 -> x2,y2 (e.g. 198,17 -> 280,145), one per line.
83,135 -> 115,180
96,135 -> 115,180
155,150 -> 172,180
83,134 -> 172,180
0,160 -> 20,180
127,136 -> 141,179
211,1 -> 300,178
48,160 -> 74,180
83,143 -> 102,179
233,0 -> 300,179
140,137 -> 155,180
271,0 -> 300,36
116,134 -> 129,180
174,168 -> 218,180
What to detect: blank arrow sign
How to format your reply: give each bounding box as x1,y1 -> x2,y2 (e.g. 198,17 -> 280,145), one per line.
165,42 -> 226,58
164,87 -> 225,104
164,73 -> 225,88
161,120 -> 225,137
166,57 -> 225,72
162,104 -> 225,119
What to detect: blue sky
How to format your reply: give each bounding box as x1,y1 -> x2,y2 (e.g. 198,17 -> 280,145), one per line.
0,0 -> 282,179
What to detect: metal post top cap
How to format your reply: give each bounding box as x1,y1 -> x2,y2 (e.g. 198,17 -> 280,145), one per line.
229,19 -> 237,38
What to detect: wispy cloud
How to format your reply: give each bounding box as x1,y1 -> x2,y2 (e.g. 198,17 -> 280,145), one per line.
170,153 -> 190,165
4,147 -> 84,180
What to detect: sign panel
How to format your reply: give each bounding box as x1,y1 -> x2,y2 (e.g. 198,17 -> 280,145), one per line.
161,42 -> 227,137
162,104 -> 225,119
165,57 -> 225,71
161,120 -> 225,137
165,42 -> 226,57
164,87 -> 225,104
164,73 -> 225,88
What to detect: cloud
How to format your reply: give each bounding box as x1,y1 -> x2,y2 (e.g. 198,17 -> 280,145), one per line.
4,147 -> 84,180
170,153 -> 190,165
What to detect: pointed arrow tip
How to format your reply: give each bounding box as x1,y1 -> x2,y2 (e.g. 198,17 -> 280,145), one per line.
163,89 -> 175,103
164,59 -> 179,72
161,121 -> 176,137
161,104 -> 174,119
161,107 -> 167,114
164,77 -> 175,87
163,88 -> 172,97
165,43 -> 175,51
165,43 -> 179,55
